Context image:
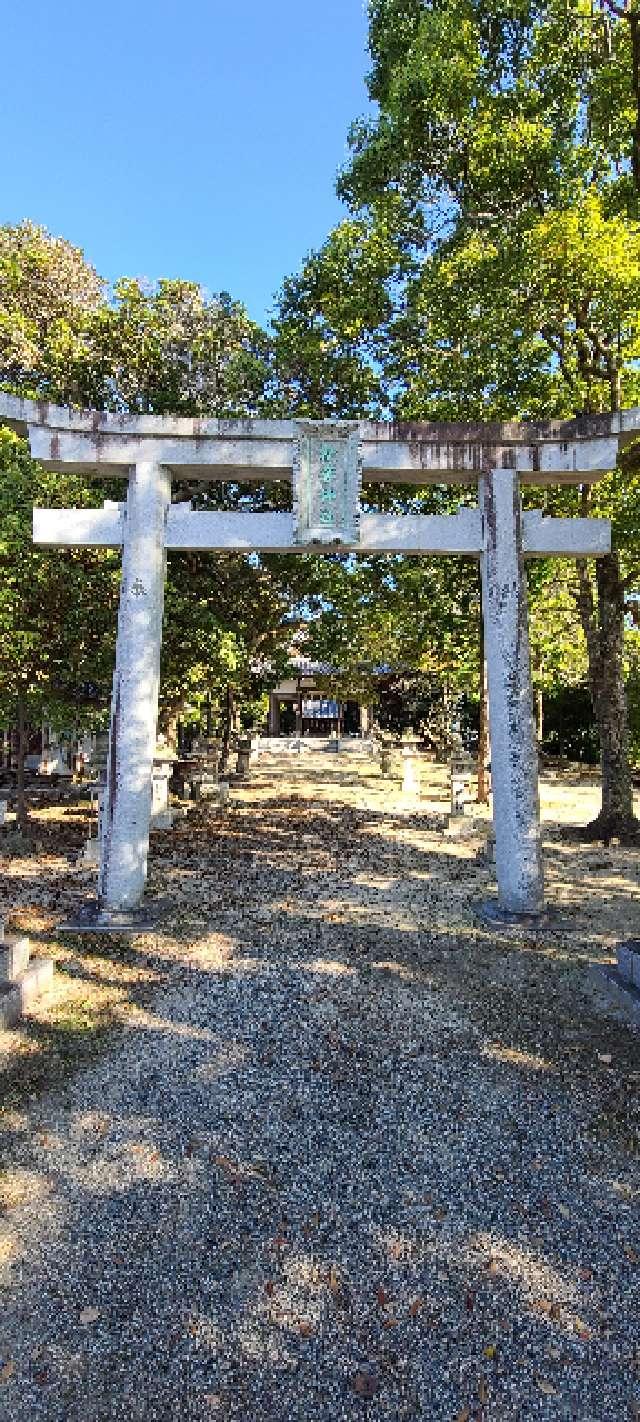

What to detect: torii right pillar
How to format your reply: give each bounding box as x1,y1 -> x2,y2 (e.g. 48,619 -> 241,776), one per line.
480,467 -> 544,918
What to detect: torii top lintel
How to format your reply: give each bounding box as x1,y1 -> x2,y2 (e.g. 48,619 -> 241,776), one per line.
1,391 -> 639,485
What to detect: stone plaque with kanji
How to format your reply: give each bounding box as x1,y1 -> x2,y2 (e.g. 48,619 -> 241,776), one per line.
293,422 -> 362,545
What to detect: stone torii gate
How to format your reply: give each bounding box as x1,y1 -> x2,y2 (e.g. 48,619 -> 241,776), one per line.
2,393 -> 630,929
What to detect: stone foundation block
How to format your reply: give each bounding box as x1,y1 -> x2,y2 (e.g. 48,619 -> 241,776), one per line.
0,957 -> 54,1029
0,935 -> 31,982
617,944 -> 632,982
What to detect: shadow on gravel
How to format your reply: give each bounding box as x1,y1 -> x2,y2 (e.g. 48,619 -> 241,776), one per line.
0,933 -> 638,1421
1,766 -> 639,1418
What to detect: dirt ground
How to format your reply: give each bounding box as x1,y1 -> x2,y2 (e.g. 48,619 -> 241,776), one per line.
0,751 -> 639,1419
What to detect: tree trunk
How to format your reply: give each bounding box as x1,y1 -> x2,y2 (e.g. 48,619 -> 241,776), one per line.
220,685 -> 235,774
16,696 -> 29,835
577,550 -> 638,840
630,11 -> 640,202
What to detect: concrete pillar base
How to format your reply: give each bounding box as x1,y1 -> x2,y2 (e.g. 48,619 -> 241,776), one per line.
476,897 -> 566,935
59,898 -> 169,935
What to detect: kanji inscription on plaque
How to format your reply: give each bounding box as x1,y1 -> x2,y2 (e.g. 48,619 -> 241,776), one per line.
292,422 -> 362,546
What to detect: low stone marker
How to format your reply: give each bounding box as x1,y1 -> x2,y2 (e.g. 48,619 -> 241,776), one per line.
590,939 -> 640,1027
378,739 -> 393,776
235,737 -> 252,777
449,754 -> 476,817
401,734 -> 422,796
0,799 -> 7,827
193,769 -> 219,801
151,763 -> 173,829
617,941 -> 640,991
476,825 -> 497,862
79,784 -> 103,866
0,920 -> 54,1029
80,839 -> 100,866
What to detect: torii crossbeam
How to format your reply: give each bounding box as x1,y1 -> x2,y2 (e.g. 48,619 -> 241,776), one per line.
1,393 -> 629,929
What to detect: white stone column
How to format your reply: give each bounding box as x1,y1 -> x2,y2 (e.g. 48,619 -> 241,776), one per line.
98,461 -> 171,913
480,468 -> 544,916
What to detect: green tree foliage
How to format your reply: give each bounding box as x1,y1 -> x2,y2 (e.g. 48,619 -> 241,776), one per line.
272,0 -> 640,831
85,278 -> 274,417
0,224 -> 324,749
0,221 -> 104,403
0,429 -> 119,825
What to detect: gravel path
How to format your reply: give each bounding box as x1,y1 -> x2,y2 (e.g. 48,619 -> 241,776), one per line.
1,754 -> 639,1420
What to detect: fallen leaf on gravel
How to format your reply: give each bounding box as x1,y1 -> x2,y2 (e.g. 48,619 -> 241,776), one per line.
456,1407 -> 471,1422
264,1281 -> 274,1297
79,1307 -> 100,1325
298,1320 -> 314,1337
376,1286 -> 389,1308
353,1368 -> 379,1398
465,1290 -> 475,1313
533,1298 -> 561,1320
328,1265 -> 341,1297
478,1375 -> 488,1403
409,1296 -> 423,1317
213,1155 -> 237,1178
0,1361 -> 15,1382
484,1344 -> 496,1359
579,1267 -> 593,1281
624,1246 -> 639,1264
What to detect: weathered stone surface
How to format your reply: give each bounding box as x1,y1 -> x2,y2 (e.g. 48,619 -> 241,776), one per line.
5,389 -> 638,484
0,934 -> 30,982
402,753 -> 421,797
617,943 -> 633,982
33,505 -> 610,557
97,461 -> 171,912
0,957 -> 54,1029
480,467 -> 544,916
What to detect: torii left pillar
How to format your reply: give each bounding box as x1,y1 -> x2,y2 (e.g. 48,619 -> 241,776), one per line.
96,460 -> 171,924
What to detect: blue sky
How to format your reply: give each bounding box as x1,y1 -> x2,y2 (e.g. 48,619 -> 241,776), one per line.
1,1 -> 371,326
